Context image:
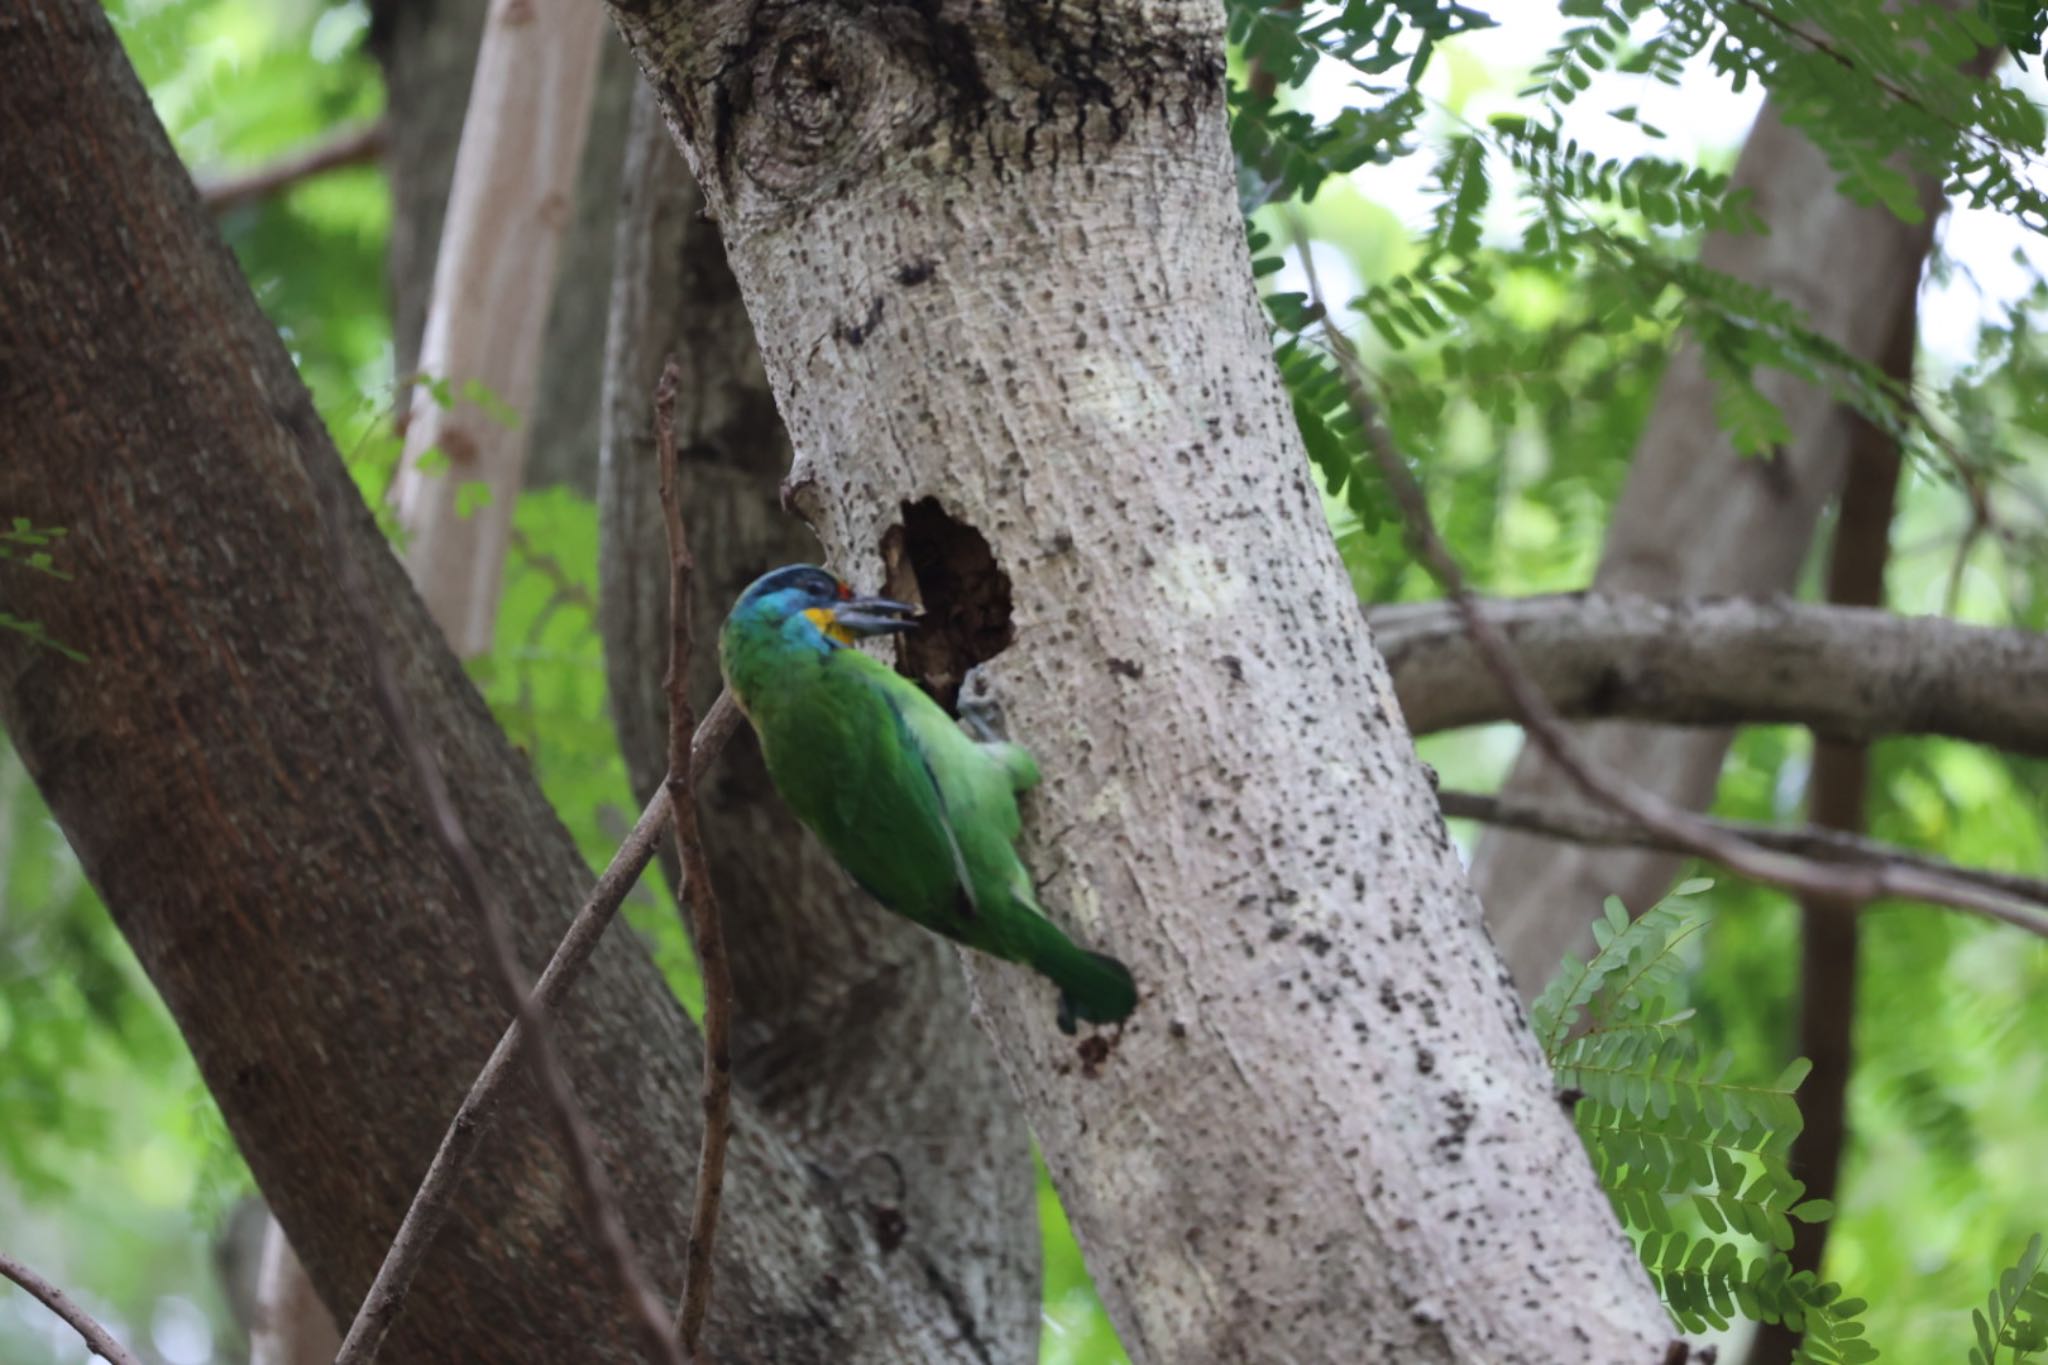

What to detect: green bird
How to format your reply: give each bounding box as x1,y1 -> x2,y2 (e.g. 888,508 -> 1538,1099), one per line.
719,564 -> 1137,1033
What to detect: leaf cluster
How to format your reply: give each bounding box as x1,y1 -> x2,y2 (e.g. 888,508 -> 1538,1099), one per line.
1536,888 -> 1871,1360
1973,1234 -> 2048,1365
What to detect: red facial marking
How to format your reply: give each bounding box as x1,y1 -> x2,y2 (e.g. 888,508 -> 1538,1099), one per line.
836,580 -> 854,600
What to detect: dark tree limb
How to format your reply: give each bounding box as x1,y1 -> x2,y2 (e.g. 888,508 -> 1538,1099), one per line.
653,359 -> 736,1357
196,119 -> 388,213
1436,791 -> 2048,937
1751,278 -> 1915,1365
1370,594 -> 2048,756
0,1249 -> 145,1365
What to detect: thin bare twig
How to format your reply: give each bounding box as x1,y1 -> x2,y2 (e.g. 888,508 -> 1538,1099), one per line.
654,358 -> 736,1358
1437,789 -> 2048,939
197,119 -> 388,213
0,1249 -> 144,1365
1292,234 -> 2048,933
333,694 -> 739,1364
314,480 -> 688,1365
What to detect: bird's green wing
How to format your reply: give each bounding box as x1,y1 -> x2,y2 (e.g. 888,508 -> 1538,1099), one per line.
831,653 -> 1061,963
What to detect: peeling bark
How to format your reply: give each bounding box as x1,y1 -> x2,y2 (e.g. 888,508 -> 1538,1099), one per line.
597,82 -> 1037,1357
605,1 -> 1671,1359
1471,67 -> 1975,994
0,5 -> 1021,1359
1371,594 -> 2048,752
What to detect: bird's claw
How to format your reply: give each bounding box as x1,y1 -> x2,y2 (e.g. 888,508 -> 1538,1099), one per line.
958,667 -> 1007,742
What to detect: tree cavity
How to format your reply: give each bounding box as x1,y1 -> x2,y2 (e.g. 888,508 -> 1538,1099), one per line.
880,497 -> 1013,712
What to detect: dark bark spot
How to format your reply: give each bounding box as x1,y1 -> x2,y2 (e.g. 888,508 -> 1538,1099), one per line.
919,1256 -> 994,1365
1076,1033 -> 1111,1076
894,257 -> 937,285
835,295 -> 886,347
880,497 -> 1015,710
1106,656 -> 1143,679
1583,664 -> 1627,717
869,1203 -> 908,1253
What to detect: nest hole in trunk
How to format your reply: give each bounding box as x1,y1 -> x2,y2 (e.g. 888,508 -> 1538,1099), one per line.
879,496 -> 1014,712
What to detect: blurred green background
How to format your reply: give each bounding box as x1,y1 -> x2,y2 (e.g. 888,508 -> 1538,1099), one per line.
3,1 -> 2044,1361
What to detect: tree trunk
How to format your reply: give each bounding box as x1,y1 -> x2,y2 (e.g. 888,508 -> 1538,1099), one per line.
1471,91 -> 1958,996
0,5 -> 1015,1359
597,81 -> 1038,1356
604,2 -> 1672,1360
387,0 -> 609,654
249,1217 -> 341,1365
369,0 -> 636,496
1745,296 -> 1912,1365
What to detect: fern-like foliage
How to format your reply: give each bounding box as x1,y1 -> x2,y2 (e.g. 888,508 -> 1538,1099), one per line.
1234,88 -> 1425,209
1684,0 -> 2048,224
1226,0 -> 1494,93
1523,0 -> 1660,107
1973,1235 -> 2048,1365
1536,887 -> 1873,1362
1982,0 -> 2048,69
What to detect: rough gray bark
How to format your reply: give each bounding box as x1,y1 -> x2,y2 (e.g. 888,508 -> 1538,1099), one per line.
597,82 -> 1037,1357
370,0 -> 634,494
605,2 -> 1672,1360
1371,594 -> 2048,752
1471,89 -> 1961,995
0,5 -> 1013,1359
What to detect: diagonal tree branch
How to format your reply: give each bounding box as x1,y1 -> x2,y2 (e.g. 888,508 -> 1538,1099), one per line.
0,5 -> 1048,1358
1371,593 -> 2048,755
196,120 -> 388,214
1436,790 -> 2048,937
1302,260 -> 2048,938
1465,23 -> 1990,994
0,1249 -> 144,1365
653,359 -> 737,1358
332,697 -> 740,1364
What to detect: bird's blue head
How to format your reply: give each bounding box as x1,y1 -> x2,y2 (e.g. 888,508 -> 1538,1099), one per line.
725,564 -> 922,652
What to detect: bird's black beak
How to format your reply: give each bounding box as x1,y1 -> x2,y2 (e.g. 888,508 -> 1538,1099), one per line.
834,595 -> 922,638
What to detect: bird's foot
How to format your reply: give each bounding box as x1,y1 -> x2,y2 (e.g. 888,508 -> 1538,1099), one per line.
957,667 -> 1007,742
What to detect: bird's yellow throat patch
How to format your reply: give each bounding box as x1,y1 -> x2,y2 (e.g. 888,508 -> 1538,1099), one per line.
803,606 -> 856,645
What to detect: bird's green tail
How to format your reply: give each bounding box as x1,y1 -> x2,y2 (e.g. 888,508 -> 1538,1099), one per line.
1037,937 -> 1137,1035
